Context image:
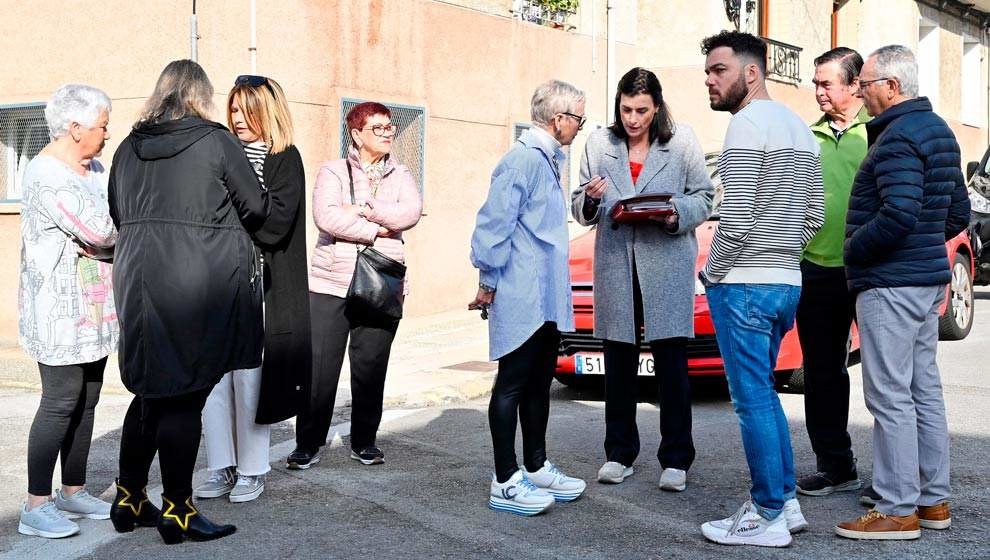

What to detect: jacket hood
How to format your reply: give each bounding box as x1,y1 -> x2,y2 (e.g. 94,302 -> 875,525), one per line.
130,117 -> 225,160
866,97 -> 932,144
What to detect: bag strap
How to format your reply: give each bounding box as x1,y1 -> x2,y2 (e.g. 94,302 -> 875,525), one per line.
346,161 -> 356,205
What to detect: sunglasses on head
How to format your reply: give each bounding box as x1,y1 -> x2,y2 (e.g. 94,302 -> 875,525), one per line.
235,75 -> 269,87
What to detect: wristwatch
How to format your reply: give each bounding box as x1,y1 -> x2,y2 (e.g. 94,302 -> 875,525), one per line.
479,282 -> 496,294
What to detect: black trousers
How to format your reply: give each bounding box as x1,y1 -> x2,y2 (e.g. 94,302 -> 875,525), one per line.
603,269 -> 695,470
27,358 -> 106,496
489,322 -> 559,483
603,338 -> 695,470
796,259 -> 856,475
296,292 -> 398,452
118,388 -> 211,498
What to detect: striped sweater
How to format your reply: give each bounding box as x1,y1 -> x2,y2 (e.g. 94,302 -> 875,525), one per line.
703,100 -> 825,286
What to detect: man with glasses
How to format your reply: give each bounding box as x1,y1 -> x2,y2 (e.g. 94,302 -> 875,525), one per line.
469,79 -> 587,516
794,47 -> 869,500
835,45 -> 969,541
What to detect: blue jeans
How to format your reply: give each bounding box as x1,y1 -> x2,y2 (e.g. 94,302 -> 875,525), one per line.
707,283 -> 801,520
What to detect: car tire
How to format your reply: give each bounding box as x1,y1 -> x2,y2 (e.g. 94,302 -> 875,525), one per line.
939,252 -> 974,341
554,374 -> 597,389
775,367 -> 805,394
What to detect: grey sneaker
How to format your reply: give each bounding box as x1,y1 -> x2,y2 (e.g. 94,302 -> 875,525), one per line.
229,474 -> 265,503
659,468 -> 687,492
54,489 -> 111,520
597,461 -> 634,484
194,467 -> 236,499
18,501 -> 80,538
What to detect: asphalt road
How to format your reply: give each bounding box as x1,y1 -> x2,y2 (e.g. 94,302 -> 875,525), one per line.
0,289 -> 988,559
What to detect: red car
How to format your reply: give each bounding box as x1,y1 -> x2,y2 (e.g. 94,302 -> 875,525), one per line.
555,157 -> 976,392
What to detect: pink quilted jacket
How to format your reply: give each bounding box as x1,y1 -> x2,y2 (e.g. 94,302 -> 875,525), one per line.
309,150 -> 422,298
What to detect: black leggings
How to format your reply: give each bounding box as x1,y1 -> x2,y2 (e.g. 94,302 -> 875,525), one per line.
118,388 -> 211,498
489,322 -> 560,483
27,358 -> 106,496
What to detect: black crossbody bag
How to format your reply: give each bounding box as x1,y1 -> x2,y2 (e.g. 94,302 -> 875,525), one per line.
345,161 -> 406,320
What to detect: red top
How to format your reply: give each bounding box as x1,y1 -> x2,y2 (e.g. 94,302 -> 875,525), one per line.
629,161 -> 643,184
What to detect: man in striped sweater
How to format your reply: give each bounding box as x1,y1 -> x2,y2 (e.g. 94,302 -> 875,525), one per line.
697,31 -> 825,548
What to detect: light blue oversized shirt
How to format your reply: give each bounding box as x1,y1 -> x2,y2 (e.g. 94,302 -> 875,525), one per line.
470,127 -> 575,360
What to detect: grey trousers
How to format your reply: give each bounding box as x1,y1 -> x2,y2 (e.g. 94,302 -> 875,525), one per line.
856,286 -> 950,516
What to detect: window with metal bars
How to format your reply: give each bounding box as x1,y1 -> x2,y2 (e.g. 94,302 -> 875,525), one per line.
1,103 -> 48,202
339,99 -> 425,195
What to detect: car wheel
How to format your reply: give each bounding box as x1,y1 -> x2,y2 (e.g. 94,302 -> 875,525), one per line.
775,367 -> 805,394
939,253 -> 974,341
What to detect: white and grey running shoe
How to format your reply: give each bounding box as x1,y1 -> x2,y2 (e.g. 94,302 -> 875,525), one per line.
194,466 -> 237,499
54,489 -> 111,520
701,500 -> 793,547
525,460 -> 586,502
18,501 -> 80,539
488,470 -> 554,516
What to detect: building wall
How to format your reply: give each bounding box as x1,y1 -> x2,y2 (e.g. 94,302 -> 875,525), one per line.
0,0 -> 988,347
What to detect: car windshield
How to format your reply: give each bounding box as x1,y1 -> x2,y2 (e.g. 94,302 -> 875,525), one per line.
706,152 -> 724,219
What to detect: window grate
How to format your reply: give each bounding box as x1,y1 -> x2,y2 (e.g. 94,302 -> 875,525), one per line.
1,104 -> 48,202
340,99 -> 425,195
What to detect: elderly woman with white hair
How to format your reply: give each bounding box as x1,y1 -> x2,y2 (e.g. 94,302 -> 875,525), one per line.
469,79 -> 588,516
18,84 -> 117,539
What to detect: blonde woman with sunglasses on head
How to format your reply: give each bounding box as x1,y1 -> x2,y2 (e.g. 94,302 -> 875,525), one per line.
195,75 -> 310,504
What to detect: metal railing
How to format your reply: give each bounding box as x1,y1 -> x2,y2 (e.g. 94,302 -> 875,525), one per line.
512,0 -> 575,28
763,37 -> 802,83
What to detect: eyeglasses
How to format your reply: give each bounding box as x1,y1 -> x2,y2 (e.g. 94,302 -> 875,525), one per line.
234,75 -> 275,95
560,112 -> 587,129
859,77 -> 893,88
361,124 -> 397,137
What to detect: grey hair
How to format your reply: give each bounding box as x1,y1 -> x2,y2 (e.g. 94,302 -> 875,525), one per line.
44,84 -> 112,139
870,45 -> 919,97
530,80 -> 586,126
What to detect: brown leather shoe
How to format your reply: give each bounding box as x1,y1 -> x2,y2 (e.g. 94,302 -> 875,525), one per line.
918,501 -> 951,530
835,509 -> 921,540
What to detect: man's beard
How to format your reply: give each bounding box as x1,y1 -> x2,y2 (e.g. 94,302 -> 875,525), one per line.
710,73 -> 749,112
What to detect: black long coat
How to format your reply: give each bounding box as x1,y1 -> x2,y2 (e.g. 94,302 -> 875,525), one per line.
252,145 -> 311,424
108,117 -> 269,398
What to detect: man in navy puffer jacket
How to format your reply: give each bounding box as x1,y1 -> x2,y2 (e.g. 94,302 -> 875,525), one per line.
835,45 -> 969,541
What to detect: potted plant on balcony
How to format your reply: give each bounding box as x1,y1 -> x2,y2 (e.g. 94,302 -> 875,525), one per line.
533,0 -> 579,28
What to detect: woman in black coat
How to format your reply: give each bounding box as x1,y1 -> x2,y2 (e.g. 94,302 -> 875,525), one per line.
106,60 -> 269,545
196,75 -> 310,504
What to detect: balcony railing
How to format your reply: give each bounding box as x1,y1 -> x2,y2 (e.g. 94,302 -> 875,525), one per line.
512,0 -> 575,29
763,37 -> 802,83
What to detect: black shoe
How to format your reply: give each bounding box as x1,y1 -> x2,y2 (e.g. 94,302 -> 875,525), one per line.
157,495 -> 236,545
287,447 -> 321,470
110,479 -> 161,533
796,470 -> 862,496
859,485 -> 882,507
350,446 -> 385,465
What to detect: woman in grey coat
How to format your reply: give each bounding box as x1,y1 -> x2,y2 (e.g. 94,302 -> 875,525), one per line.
572,68 -> 713,490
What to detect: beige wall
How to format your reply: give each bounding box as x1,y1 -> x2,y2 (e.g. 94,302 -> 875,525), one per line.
1,0 -> 989,345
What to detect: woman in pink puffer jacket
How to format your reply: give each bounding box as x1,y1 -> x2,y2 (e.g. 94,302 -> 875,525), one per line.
288,102 -> 422,470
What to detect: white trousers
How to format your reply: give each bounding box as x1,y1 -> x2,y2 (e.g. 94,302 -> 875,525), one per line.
202,366 -> 272,476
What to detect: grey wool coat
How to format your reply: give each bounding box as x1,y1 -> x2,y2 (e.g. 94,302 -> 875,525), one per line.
571,124 -> 713,344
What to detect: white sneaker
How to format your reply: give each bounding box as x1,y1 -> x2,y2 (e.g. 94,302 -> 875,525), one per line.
488,470 -> 554,516
597,461 -> 634,484
229,474 -> 265,503
18,502 -> 80,539
701,500 -> 793,547
659,468 -> 687,492
524,460 -> 586,502
54,489 -> 111,520
783,498 -> 809,533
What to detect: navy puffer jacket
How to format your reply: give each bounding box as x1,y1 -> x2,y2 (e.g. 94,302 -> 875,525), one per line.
844,97 -> 970,293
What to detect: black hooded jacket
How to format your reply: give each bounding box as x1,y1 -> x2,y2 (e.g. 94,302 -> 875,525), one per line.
109,117 -> 270,397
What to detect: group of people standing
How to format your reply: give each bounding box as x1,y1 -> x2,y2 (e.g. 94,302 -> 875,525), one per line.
470,30 -> 967,548
15,29 -> 967,550
18,60 -> 420,544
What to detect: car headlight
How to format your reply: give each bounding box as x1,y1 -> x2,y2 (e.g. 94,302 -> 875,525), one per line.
970,189 -> 990,214
695,277 -> 706,296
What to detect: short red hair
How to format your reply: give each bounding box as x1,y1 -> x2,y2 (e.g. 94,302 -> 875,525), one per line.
346,102 -> 391,146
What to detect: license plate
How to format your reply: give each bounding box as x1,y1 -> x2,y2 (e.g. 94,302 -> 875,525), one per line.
574,353 -> 654,375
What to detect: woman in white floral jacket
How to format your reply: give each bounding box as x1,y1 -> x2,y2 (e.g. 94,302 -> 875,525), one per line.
17,84 -> 118,539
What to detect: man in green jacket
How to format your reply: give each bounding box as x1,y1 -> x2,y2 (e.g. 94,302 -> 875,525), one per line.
796,47 -> 870,498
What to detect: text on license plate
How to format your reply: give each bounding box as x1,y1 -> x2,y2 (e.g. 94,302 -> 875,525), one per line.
574,354 -> 654,375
